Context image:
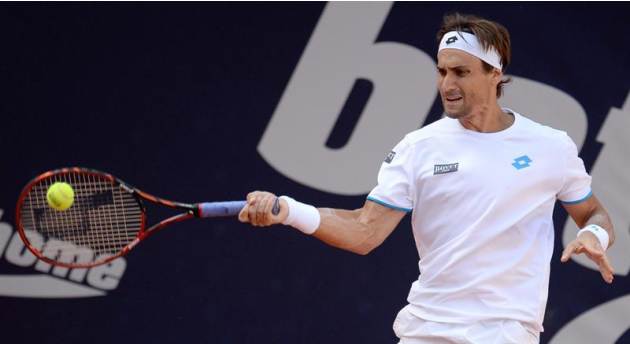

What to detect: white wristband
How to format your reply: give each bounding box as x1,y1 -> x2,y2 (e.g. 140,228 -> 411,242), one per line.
279,196 -> 321,235
577,224 -> 609,250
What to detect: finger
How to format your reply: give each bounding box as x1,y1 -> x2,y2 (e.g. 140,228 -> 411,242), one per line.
247,192 -> 258,205
597,254 -> 615,284
238,204 -> 250,223
579,241 -> 614,283
248,196 -> 259,226
574,245 -> 586,255
583,241 -> 605,260
255,196 -> 271,226
262,196 -> 276,225
561,241 -> 580,262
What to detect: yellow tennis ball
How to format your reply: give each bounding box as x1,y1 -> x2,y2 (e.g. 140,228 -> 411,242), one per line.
46,182 -> 75,211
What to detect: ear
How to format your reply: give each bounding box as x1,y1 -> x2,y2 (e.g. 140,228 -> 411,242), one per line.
490,68 -> 502,84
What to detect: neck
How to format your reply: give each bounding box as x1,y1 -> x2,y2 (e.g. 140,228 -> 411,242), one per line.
458,103 -> 513,133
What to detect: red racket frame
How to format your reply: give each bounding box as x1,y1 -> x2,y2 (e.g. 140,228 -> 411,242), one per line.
15,167 -> 199,268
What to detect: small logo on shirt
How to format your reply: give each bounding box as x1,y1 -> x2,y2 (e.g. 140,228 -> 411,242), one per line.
385,151 -> 396,163
434,163 -> 459,175
512,155 -> 532,170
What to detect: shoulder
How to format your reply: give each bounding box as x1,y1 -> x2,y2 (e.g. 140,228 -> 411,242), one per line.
510,110 -> 580,161
512,110 -> 571,143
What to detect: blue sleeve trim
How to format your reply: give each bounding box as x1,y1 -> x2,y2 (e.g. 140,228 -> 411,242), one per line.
366,196 -> 412,212
560,190 -> 593,205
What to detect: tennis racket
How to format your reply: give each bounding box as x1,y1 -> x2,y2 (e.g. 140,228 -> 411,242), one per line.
15,167 -> 278,268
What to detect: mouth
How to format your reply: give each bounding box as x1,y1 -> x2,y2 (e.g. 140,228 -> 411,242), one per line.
445,96 -> 463,102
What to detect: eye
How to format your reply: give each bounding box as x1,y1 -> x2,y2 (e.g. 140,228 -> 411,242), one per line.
455,70 -> 467,77
437,68 -> 446,76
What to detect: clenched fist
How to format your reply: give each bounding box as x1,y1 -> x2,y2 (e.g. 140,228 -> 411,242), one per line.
238,191 -> 289,227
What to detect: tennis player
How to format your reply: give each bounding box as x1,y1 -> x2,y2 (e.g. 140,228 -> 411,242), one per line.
239,13 -> 615,343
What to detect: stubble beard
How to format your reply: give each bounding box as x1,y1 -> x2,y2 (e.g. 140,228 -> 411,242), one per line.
442,100 -> 469,119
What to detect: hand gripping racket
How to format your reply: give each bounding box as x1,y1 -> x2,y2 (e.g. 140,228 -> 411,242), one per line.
15,167 -> 276,268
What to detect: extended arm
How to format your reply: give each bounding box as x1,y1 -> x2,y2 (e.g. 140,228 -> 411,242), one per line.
238,191 -> 407,255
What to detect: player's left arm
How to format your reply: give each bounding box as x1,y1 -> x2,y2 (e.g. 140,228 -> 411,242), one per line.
561,194 -> 615,283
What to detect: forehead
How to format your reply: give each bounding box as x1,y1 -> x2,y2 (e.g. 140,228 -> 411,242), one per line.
437,49 -> 482,69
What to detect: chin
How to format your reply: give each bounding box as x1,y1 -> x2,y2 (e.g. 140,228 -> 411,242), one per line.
443,108 -> 467,119
442,102 -> 471,119
444,111 -> 460,119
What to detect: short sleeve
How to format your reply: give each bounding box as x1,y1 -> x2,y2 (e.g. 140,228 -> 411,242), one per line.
557,133 -> 592,204
367,138 -> 413,212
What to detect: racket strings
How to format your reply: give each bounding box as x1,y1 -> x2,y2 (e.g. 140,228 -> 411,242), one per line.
19,172 -> 143,264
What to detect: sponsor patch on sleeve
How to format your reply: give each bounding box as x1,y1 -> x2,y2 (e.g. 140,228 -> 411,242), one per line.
385,151 -> 396,163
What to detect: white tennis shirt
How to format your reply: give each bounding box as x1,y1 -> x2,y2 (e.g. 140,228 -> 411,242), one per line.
367,109 -> 592,332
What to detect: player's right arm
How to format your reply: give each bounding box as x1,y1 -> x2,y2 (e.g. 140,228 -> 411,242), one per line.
238,191 -> 407,255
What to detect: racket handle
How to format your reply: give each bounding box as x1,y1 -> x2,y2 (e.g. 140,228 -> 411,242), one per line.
198,201 -> 246,218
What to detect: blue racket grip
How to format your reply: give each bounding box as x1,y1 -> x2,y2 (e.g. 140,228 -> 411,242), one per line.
197,198 -> 281,218
198,201 -> 246,218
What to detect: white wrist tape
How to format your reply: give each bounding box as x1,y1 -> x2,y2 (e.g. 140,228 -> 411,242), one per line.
577,224 -> 609,250
279,196 -> 320,235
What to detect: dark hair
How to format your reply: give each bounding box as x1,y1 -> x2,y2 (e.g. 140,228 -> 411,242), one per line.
437,13 -> 512,98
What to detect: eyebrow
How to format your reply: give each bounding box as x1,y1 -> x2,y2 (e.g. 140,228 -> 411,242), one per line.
437,65 -> 469,71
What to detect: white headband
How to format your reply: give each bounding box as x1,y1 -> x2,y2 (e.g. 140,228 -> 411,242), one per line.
438,31 -> 503,70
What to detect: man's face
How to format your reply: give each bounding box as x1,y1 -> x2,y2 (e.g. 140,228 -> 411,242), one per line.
436,49 -> 499,119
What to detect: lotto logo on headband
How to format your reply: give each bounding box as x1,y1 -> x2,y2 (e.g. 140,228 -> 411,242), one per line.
438,31 -> 503,70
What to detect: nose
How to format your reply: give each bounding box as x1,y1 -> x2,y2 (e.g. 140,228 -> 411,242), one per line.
439,73 -> 457,94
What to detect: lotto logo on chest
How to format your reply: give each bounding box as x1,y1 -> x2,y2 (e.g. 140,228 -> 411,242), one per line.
512,155 -> 533,170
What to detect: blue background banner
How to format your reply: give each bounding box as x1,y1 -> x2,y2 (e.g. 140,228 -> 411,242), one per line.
1,3 -> 629,343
